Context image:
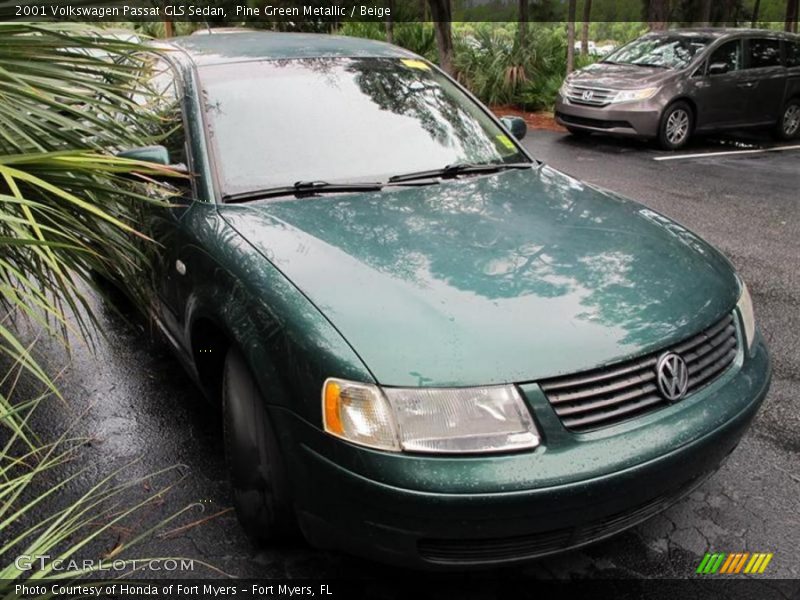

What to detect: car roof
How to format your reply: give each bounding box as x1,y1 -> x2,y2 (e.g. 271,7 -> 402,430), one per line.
647,27 -> 799,40
161,31 -> 416,66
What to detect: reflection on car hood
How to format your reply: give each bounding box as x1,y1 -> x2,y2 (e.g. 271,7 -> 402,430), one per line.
219,167 -> 738,387
572,62 -> 676,89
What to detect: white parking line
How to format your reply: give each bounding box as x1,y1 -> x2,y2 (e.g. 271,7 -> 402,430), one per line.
654,143 -> 800,161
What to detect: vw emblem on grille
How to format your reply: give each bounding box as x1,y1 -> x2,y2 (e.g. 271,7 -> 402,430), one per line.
581,90 -> 594,101
656,353 -> 689,402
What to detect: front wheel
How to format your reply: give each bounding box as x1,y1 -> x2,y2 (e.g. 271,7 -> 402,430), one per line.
222,347 -> 296,543
658,102 -> 693,150
775,99 -> 800,140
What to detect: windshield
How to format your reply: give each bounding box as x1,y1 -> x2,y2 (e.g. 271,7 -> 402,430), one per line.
603,34 -> 713,69
199,57 -> 528,196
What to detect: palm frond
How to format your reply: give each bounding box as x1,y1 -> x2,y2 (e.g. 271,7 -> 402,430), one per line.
0,24 -> 179,440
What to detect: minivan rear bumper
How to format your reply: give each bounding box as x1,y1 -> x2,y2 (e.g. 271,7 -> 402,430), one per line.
555,96 -> 662,138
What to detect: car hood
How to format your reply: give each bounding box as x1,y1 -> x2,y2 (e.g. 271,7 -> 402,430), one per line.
219,167 -> 738,387
572,61 -> 676,89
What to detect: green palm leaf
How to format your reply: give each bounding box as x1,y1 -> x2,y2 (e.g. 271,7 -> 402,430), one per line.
0,23 -> 201,592
0,24 -> 179,442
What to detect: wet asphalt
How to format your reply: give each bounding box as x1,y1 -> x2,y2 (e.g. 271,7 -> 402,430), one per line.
5,129 -> 800,583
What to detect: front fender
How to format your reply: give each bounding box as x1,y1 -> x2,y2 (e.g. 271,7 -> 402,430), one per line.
178,202 -> 374,426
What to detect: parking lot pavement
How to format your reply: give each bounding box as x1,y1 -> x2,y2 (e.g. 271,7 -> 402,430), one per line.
9,129 -> 800,582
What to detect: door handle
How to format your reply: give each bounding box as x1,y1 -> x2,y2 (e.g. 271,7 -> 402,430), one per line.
737,81 -> 755,88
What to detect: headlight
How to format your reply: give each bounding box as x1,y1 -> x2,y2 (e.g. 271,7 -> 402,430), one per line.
608,87 -> 659,104
559,73 -> 577,97
322,379 -> 540,454
322,379 -> 399,451
737,280 -> 756,352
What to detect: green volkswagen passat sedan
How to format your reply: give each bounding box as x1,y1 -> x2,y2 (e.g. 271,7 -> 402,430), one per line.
120,31 -> 770,568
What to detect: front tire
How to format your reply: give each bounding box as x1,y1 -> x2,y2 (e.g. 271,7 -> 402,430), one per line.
222,347 -> 296,543
775,99 -> 800,140
658,101 -> 693,150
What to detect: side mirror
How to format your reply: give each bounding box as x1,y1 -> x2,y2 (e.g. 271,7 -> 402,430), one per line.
116,145 -> 189,191
708,62 -> 730,76
117,145 -> 171,166
500,116 -> 527,140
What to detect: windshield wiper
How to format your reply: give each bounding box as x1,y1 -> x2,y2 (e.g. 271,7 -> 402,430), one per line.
222,180 -> 384,204
222,163 -> 535,203
388,162 -> 533,184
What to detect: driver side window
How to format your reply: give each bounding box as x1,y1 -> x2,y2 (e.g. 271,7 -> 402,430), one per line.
708,40 -> 742,73
132,55 -> 186,167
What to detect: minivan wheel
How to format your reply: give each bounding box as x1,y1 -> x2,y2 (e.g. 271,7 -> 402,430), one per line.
222,346 -> 296,543
776,100 -> 800,140
658,102 -> 693,150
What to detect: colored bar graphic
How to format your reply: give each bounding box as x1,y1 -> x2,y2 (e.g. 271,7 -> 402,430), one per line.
744,554 -> 761,573
696,553 -> 713,573
698,552 -> 773,575
734,552 -> 749,573
719,553 -> 736,574
697,553 -> 726,574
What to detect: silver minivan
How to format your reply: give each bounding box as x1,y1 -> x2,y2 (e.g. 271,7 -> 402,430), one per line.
555,29 -> 800,149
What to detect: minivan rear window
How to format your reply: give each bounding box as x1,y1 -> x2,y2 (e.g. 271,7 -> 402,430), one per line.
748,38 -> 782,68
787,41 -> 800,67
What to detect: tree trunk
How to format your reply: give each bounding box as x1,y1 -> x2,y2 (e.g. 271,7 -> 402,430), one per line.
385,0 -> 394,44
581,0 -> 592,55
519,0 -> 528,48
698,0 -> 712,25
647,0 -> 669,31
786,0 -> 799,32
751,0 -> 761,26
567,0 -> 577,74
796,0 -> 799,33
163,20 -> 174,38
719,0 -> 735,25
429,0 -> 455,75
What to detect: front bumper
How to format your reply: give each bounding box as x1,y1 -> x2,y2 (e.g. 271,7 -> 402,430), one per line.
555,95 -> 663,139
272,332 -> 770,569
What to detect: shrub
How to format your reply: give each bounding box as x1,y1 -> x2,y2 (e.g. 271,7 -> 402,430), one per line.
454,23 -> 592,111
338,21 -> 386,41
393,22 -> 438,61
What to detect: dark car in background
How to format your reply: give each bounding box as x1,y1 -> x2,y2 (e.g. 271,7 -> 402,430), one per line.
556,29 -> 800,149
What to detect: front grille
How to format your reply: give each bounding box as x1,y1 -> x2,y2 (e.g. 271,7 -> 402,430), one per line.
540,313 -> 738,432
418,471 -> 710,564
556,111 -> 632,130
564,83 -> 616,106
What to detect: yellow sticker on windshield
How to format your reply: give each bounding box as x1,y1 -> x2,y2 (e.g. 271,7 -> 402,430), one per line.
496,134 -> 516,150
401,59 -> 431,70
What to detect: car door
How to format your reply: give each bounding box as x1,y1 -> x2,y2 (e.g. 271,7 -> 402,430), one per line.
131,56 -> 193,337
743,37 -> 787,124
787,40 -> 800,100
692,38 -> 755,129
